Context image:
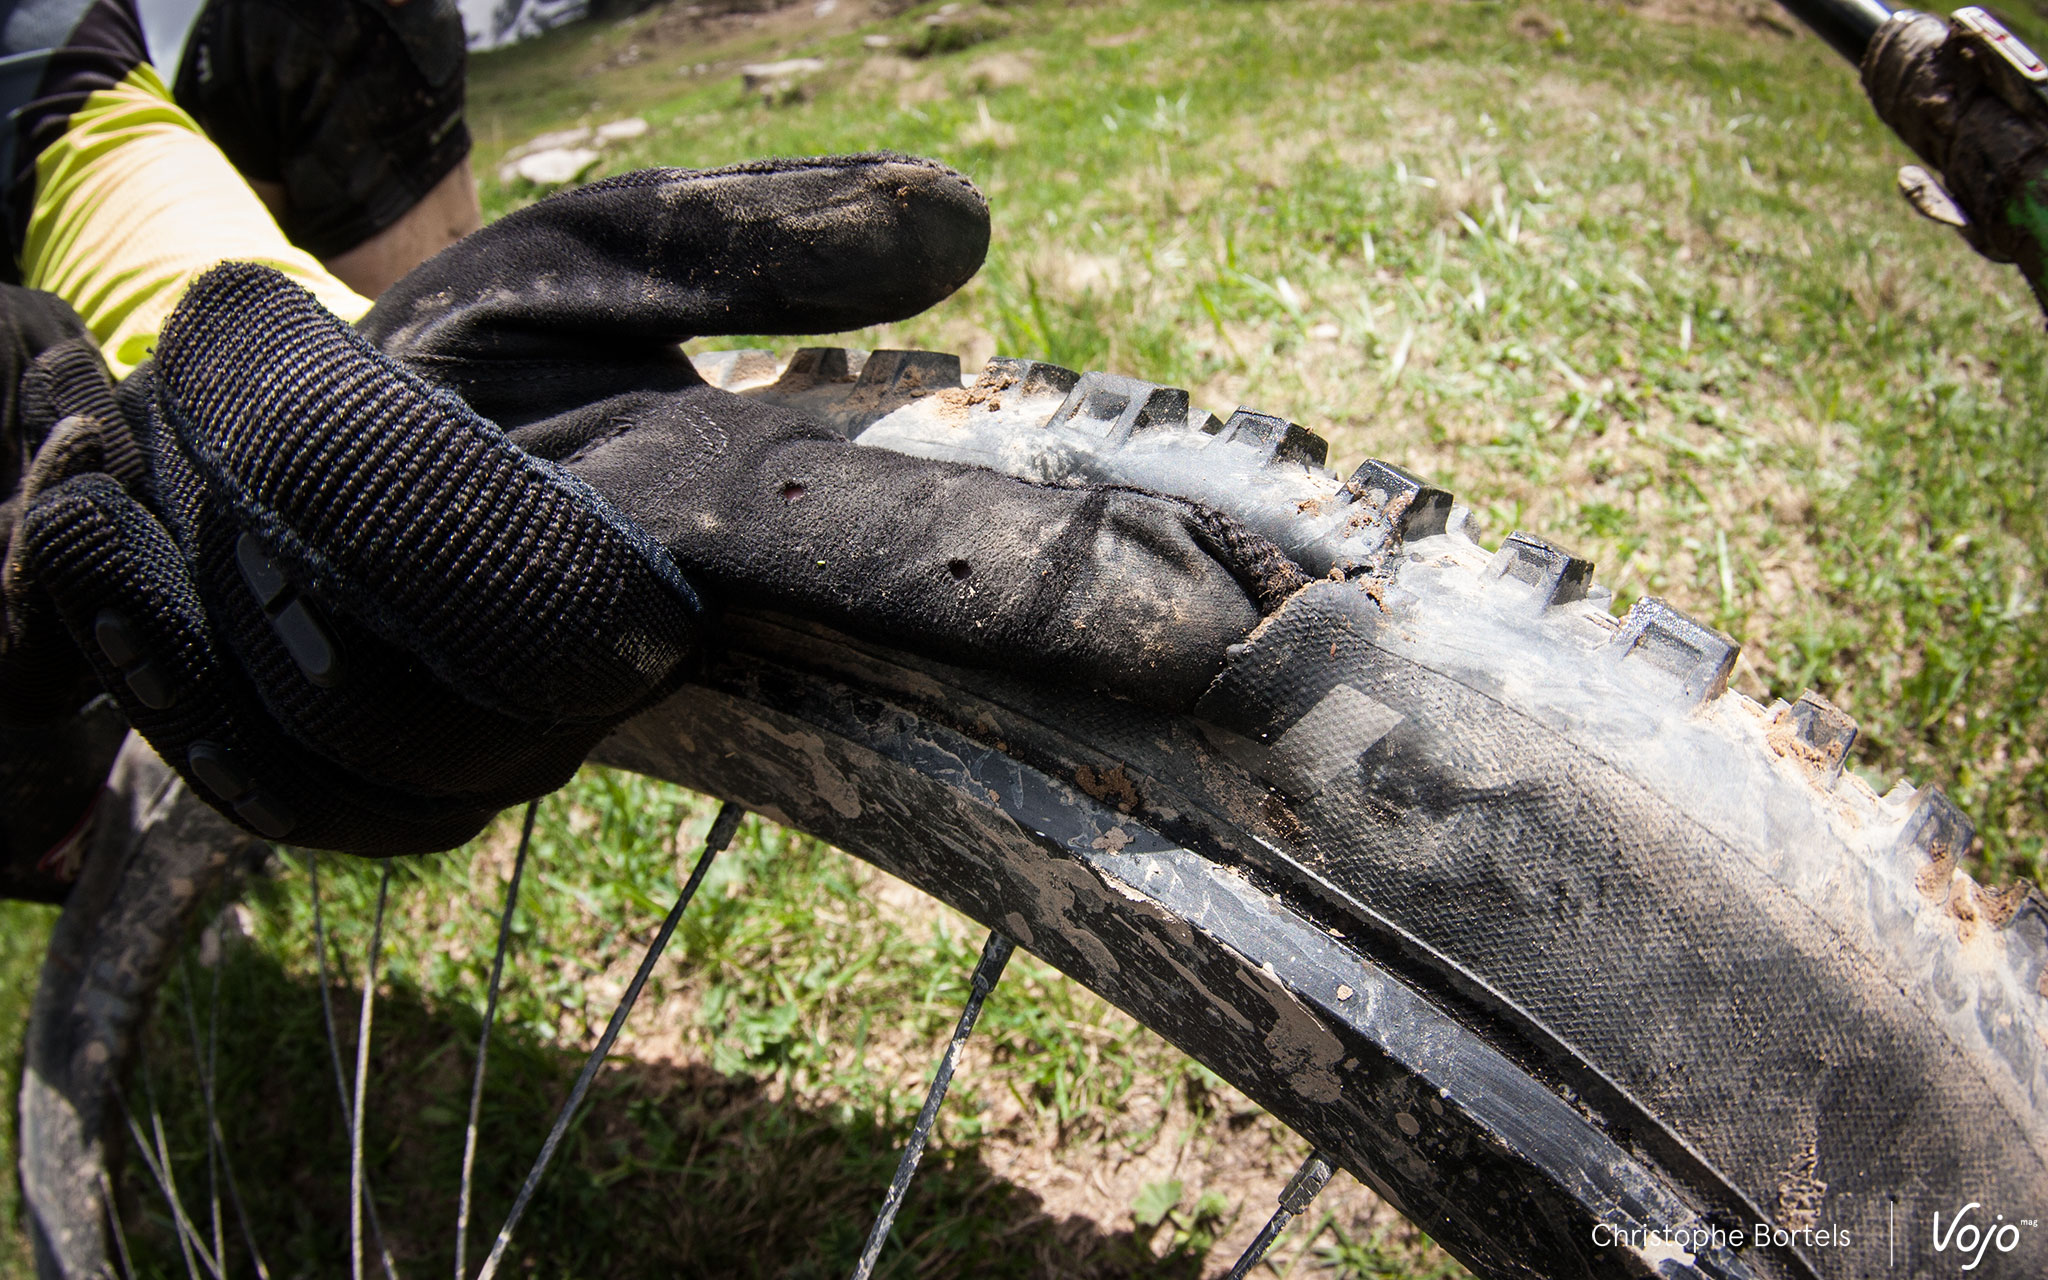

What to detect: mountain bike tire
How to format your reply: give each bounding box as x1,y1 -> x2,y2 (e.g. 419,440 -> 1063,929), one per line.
22,345 -> 2048,1280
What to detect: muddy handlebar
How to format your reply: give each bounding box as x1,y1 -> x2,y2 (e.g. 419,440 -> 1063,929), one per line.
1777,0 -> 2048,314
1775,0 -> 1897,63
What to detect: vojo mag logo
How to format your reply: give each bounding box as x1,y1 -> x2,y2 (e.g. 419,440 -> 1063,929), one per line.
1929,1203 -> 2036,1272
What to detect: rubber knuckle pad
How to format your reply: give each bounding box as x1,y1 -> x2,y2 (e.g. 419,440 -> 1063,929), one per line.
184,739 -> 295,839
154,262 -> 703,723
20,473 -> 213,720
11,473 -> 293,828
17,476 -> 533,853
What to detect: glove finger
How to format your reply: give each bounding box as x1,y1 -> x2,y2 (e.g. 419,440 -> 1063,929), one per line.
0,284 -> 94,463
0,699 -> 128,901
17,338 -> 146,491
1,412 -> 141,720
1897,164 -> 1971,228
155,262 -> 703,724
357,153 -> 990,426
0,293 -> 106,718
1942,92 -> 2048,272
18,472 -> 515,853
559,386 -> 1304,709
22,468 -> 300,839
0,561 -> 102,722
1862,11 -> 1959,172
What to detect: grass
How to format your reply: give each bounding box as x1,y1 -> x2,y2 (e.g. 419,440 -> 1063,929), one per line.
7,0 -> 2048,1276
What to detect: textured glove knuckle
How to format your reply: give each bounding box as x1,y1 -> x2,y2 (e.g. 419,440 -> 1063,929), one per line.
91,609 -> 177,709
160,261 -> 700,724
184,741 -> 296,839
233,532 -> 344,688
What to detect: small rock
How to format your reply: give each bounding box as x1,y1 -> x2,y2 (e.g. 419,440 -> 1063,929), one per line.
503,126 -> 594,163
740,57 -> 827,92
1086,28 -> 1144,49
594,116 -> 649,144
814,0 -> 837,13
862,33 -> 893,48
197,902 -> 256,967
910,3 -> 1012,57
498,115 -> 650,185
505,147 -> 602,187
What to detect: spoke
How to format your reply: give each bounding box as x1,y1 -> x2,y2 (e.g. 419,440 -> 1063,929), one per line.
307,854 -> 351,1109
99,1169 -> 136,1280
848,929 -> 1015,1280
118,1073 -> 221,1280
1219,1150 -> 1337,1280
350,866 -> 393,1280
454,800 -> 538,1280
175,961 -> 226,1279
473,801 -> 745,1280
203,958 -> 226,1275
307,855 -> 398,1280
178,953 -> 272,1280
143,1053 -> 220,1280
203,941 -> 273,1280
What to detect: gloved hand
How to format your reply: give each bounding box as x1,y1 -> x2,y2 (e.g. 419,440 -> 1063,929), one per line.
1863,8 -> 2048,311
2,154 -> 1305,856
0,284 -> 135,899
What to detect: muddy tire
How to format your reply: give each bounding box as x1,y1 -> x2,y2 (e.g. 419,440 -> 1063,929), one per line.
646,346 -> 2048,1279
24,346 -> 2047,1280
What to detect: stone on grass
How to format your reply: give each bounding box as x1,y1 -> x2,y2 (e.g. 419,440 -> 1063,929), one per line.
740,57 -> 826,90
594,116 -> 650,144
740,57 -> 827,105
505,147 -> 602,188
498,116 -> 652,187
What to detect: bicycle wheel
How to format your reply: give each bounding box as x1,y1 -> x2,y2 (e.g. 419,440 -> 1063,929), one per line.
24,345 -> 2048,1280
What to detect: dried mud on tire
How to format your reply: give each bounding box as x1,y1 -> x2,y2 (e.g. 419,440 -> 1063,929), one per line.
23,343 -> 2048,1280
659,345 -> 2048,1279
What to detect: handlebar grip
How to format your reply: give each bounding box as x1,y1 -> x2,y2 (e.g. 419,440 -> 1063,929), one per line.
1775,0 -> 1898,63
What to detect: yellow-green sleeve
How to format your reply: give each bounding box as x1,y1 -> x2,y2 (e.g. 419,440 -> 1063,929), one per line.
20,64 -> 371,377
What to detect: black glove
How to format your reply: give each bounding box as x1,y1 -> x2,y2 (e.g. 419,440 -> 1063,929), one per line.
3,155 -> 1304,857
1863,8 -> 2048,310
360,158 -> 1305,707
0,284 -> 133,899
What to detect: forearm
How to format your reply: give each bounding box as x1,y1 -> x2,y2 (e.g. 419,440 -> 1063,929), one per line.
20,63 -> 369,376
